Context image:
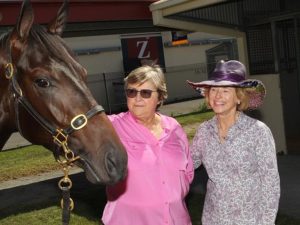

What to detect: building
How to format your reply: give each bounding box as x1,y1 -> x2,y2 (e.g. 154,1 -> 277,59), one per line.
0,1 -> 233,111
1,0 -> 298,154
150,0 -> 300,154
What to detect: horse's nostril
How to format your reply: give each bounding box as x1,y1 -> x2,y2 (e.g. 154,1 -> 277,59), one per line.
103,146 -> 127,183
105,151 -> 117,177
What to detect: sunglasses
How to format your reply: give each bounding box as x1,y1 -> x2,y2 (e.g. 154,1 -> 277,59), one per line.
125,88 -> 158,99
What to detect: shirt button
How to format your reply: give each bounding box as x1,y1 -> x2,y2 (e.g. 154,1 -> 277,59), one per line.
162,181 -> 165,184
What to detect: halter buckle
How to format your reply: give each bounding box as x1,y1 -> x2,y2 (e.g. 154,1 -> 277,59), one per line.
4,63 -> 14,79
70,114 -> 87,130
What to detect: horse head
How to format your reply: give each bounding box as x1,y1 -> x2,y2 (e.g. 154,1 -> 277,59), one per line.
0,0 -> 127,185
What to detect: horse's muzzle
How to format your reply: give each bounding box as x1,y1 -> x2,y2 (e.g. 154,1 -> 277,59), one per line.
104,149 -> 128,183
78,143 -> 127,185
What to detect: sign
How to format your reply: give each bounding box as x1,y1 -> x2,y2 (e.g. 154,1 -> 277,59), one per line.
121,35 -> 165,75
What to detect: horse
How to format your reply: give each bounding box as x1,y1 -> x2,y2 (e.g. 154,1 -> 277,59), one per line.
0,0 -> 127,186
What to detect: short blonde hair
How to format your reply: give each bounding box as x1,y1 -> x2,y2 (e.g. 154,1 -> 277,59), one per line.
124,65 -> 168,105
203,87 -> 250,111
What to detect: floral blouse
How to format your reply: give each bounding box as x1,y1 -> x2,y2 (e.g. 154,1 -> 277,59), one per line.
191,112 -> 280,225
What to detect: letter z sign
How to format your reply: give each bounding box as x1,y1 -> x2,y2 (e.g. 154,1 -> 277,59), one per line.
121,35 -> 165,74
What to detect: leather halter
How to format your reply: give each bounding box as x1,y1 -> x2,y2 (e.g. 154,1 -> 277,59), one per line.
4,63 -> 105,159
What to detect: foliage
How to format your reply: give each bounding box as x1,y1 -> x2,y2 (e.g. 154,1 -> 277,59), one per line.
198,101 -> 210,113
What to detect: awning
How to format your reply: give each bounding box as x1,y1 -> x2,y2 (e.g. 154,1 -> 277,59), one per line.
150,0 -> 244,37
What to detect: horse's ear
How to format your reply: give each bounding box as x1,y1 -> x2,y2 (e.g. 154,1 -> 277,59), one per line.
47,0 -> 68,36
12,0 -> 34,41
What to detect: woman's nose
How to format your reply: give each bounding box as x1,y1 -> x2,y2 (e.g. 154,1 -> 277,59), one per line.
135,92 -> 143,101
215,89 -> 222,98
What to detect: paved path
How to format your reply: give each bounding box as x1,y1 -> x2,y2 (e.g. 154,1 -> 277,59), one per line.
276,155 -> 300,219
2,132 -> 31,150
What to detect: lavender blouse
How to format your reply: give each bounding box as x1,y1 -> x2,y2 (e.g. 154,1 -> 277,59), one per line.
191,112 -> 280,225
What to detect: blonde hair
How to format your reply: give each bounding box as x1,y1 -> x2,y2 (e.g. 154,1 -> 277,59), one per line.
124,65 -> 168,105
235,88 -> 250,111
203,87 -> 250,111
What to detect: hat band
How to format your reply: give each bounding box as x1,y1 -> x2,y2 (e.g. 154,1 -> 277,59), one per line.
211,71 -> 245,83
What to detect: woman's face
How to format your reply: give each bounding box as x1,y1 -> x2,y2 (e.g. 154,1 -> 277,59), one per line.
208,86 -> 239,116
126,81 -> 160,120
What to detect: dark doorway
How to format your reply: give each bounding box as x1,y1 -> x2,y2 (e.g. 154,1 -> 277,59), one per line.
276,19 -> 300,153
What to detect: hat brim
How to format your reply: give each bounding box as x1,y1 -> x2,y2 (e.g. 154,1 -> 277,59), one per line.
187,79 -> 261,88
186,79 -> 266,110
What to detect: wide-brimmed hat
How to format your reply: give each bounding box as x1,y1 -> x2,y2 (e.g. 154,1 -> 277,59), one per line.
187,60 -> 266,109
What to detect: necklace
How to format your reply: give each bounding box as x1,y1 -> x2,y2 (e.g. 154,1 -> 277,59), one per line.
218,125 -> 227,141
217,111 -> 240,142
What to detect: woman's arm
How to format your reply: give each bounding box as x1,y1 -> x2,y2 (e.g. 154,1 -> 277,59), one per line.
190,127 -> 204,170
255,124 -> 280,225
182,127 -> 194,183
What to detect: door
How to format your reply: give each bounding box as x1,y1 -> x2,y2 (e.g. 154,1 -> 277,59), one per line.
276,19 -> 300,153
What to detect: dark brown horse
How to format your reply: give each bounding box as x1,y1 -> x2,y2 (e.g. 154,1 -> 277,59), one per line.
0,0 -> 127,185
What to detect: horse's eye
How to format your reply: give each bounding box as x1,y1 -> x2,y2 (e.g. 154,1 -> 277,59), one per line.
35,78 -> 50,88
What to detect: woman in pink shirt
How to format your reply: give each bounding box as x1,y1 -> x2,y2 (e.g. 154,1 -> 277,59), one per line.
101,64 -> 194,225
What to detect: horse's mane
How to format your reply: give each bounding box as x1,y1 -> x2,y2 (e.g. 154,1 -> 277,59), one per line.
0,32 -> 10,52
29,24 -> 77,64
0,24 -> 77,67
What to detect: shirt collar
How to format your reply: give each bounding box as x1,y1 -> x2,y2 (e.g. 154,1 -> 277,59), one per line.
210,111 -> 249,136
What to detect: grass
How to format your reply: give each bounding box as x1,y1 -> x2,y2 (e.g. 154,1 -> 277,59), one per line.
175,111 -> 213,127
0,206 -> 99,225
176,111 -> 214,140
0,145 -> 59,182
1,110 -> 300,224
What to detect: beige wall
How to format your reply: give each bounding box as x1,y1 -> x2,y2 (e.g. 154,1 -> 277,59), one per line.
165,63 -> 207,101
251,74 -> 287,154
65,35 -> 124,74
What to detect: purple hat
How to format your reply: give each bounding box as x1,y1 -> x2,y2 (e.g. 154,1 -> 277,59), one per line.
187,60 -> 266,109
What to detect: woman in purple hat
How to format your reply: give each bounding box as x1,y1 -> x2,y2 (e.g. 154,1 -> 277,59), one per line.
187,60 -> 280,225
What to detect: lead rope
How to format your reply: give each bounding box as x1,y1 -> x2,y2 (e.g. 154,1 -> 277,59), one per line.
59,166 -> 73,225
54,129 -> 80,225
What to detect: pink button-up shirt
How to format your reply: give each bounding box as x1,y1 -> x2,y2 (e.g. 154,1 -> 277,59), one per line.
102,112 -> 194,225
